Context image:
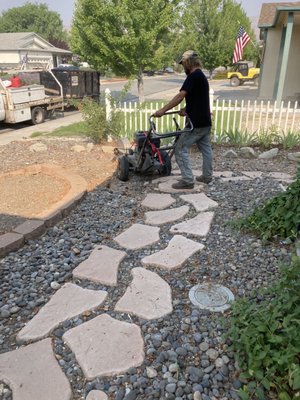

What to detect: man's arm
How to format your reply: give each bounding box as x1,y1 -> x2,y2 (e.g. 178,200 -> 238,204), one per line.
153,90 -> 187,117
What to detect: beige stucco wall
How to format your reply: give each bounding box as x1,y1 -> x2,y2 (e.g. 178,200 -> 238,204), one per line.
283,25 -> 300,100
259,27 -> 282,100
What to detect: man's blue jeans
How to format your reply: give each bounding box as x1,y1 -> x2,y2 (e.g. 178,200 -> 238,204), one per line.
174,126 -> 212,183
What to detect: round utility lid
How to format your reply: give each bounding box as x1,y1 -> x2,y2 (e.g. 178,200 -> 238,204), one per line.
189,283 -> 234,312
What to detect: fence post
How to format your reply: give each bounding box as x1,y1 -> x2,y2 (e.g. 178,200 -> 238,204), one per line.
105,88 -> 112,121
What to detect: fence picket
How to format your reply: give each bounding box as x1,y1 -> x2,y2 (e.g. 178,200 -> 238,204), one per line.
239,100 -> 244,132
291,101 -> 298,132
264,101 -> 270,130
258,100 -> 263,133
284,101 -> 291,134
233,100 -> 238,132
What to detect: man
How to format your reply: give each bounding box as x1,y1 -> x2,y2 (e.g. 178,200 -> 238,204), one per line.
153,50 -> 213,189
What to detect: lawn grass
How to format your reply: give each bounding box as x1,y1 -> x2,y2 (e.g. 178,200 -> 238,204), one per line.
30,121 -> 88,138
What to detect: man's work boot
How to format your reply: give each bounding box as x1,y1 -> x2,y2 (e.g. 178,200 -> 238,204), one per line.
196,175 -> 212,184
172,180 -> 194,189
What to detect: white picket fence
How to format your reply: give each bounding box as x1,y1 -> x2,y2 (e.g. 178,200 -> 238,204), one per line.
104,88 -> 300,140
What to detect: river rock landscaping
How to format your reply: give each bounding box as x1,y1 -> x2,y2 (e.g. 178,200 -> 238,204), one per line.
0,139 -> 299,400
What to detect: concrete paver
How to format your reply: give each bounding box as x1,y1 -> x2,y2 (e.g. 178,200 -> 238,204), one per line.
180,193 -> 218,212
141,193 -> 176,209
17,283 -> 107,342
63,314 -> 144,379
0,232 -> 24,257
142,235 -> 204,270
114,223 -> 160,250
73,245 -> 127,286
13,219 -> 45,240
115,267 -> 173,319
0,338 -> 72,400
144,205 -> 189,225
170,212 -> 215,237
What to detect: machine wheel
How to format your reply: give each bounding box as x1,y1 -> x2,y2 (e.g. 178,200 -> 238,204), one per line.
159,150 -> 172,176
230,76 -> 240,87
253,76 -> 259,86
31,107 -> 45,125
117,155 -> 130,181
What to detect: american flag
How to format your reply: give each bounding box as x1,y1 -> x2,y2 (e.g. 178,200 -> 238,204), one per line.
232,26 -> 250,64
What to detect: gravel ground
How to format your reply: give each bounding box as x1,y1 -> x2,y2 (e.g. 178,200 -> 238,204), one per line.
0,145 -> 298,400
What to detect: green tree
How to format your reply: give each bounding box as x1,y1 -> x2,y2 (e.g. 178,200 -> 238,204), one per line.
175,0 -> 258,75
71,0 -> 179,101
0,3 -> 68,45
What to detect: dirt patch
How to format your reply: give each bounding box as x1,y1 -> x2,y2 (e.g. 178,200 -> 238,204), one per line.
0,137 -> 118,234
0,172 -> 70,218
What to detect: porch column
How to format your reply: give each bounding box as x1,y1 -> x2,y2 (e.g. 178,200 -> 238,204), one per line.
276,12 -> 294,103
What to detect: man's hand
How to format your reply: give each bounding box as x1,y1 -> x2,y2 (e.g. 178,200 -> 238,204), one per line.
153,109 -> 165,118
178,108 -> 187,117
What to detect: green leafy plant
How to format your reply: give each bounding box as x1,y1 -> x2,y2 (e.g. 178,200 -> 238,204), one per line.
255,125 -> 282,149
279,130 -> 300,150
224,128 -> 256,147
224,254 -> 300,400
239,166 -> 300,241
75,97 -> 122,143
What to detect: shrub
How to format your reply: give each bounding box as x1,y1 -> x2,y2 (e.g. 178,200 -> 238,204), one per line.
254,126 -> 281,149
279,130 -> 300,150
224,254 -> 300,400
224,129 -> 256,147
239,166 -> 300,241
75,97 -> 122,144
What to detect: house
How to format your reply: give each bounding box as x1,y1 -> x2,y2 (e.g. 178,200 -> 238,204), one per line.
258,1 -> 300,103
0,32 -> 72,71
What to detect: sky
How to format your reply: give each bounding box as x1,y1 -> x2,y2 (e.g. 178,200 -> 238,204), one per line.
0,0 -> 295,27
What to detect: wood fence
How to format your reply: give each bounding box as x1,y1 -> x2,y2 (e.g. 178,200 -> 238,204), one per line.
104,88 -> 300,140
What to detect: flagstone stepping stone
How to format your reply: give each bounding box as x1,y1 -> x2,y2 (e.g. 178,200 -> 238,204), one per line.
0,338 -> 72,400
114,223 -> 160,250
63,314 -> 144,379
242,171 -> 263,179
170,212 -> 215,237
142,235 -> 204,270
172,169 -> 202,177
151,175 -> 179,184
265,172 -> 293,181
115,267 -> 173,319
157,178 -> 203,193
220,176 -> 252,182
73,245 -> 126,286
17,283 -> 107,342
144,205 -> 189,225
141,193 -> 176,210
213,171 -> 234,178
180,193 -> 218,212
86,390 -> 108,400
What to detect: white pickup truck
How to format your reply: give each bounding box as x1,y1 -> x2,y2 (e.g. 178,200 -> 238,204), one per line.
0,76 -> 64,125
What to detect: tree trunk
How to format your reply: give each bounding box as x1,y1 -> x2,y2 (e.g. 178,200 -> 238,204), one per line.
137,69 -> 145,103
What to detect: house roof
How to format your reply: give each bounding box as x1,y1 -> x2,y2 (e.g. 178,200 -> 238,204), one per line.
0,32 -> 71,54
259,2 -> 300,27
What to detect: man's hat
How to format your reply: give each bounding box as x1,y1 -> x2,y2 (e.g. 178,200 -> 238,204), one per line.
178,50 -> 199,64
